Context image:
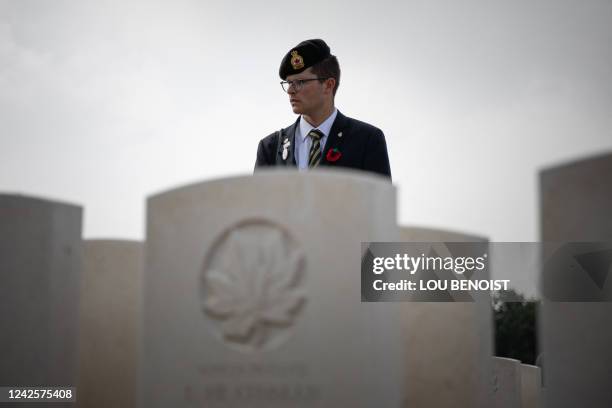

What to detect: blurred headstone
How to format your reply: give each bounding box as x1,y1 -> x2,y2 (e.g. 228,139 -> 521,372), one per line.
141,171 -> 403,407
77,240 -> 143,408
399,227 -> 494,408
0,194 -> 81,402
539,153 -> 612,407
492,357 -> 522,408
521,364 -> 542,408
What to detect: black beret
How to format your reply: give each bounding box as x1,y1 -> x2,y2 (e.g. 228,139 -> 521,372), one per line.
279,39 -> 331,79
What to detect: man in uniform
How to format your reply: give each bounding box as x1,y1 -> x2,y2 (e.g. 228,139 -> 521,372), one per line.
254,39 -> 392,180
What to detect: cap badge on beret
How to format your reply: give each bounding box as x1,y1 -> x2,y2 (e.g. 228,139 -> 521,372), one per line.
290,50 -> 304,70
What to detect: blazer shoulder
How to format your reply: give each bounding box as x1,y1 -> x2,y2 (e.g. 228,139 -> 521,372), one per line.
259,120 -> 297,144
259,131 -> 279,146
255,121 -> 297,169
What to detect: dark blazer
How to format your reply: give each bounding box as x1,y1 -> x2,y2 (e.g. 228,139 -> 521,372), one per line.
254,111 -> 391,180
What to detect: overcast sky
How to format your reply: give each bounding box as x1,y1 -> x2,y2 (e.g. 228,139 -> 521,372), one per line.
1,0 -> 611,243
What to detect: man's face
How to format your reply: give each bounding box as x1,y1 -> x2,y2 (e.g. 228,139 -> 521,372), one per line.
285,68 -> 328,116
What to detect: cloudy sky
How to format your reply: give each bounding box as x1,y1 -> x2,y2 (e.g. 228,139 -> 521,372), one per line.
1,0 -> 611,242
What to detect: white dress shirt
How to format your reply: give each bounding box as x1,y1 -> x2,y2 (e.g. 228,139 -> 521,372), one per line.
294,109 -> 338,170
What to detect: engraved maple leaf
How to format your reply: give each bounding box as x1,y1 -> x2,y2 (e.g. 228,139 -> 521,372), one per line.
204,229 -> 305,344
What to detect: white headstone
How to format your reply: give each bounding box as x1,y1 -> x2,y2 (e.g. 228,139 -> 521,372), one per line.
141,171 -> 403,407
399,227 -> 494,408
520,364 -> 542,408
539,153 -> 612,408
77,240 -> 143,408
492,357 -> 522,408
0,194 -> 81,396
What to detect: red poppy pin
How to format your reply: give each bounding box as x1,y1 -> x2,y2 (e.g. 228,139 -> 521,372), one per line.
326,147 -> 342,162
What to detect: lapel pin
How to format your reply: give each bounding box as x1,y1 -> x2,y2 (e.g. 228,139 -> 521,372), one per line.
337,132 -> 343,138
281,137 -> 290,160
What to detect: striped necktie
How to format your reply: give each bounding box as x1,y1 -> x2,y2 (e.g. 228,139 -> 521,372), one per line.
308,129 -> 324,168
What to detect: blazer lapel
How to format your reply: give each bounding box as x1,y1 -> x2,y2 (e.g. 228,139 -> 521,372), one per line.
321,110 -> 349,166
277,117 -> 299,167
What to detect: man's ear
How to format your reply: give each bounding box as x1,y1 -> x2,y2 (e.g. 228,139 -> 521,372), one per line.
325,78 -> 336,94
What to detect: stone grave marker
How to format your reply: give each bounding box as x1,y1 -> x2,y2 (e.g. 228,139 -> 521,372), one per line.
141,171 -> 404,407
0,194 -> 81,405
77,240 -> 143,408
399,227 -> 494,408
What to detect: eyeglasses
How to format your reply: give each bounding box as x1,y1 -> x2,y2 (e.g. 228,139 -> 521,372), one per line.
280,77 -> 330,92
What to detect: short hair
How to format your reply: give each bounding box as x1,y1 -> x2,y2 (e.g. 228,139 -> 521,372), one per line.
310,56 -> 341,96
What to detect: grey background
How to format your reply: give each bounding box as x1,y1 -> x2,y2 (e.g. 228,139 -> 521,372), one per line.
1,0 -> 611,240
